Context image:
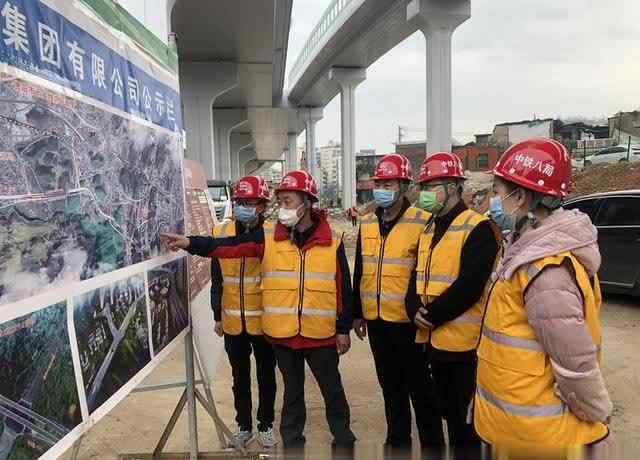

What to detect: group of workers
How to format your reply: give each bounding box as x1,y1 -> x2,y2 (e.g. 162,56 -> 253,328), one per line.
161,137 -> 614,458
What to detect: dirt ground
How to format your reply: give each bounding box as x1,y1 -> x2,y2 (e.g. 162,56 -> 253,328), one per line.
61,290 -> 639,459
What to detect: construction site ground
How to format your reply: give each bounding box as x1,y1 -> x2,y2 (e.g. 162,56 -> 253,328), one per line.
62,218 -> 640,459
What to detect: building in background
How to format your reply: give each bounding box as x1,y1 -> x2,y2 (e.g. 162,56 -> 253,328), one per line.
490,118 -> 555,147
318,140 -> 342,206
455,146 -> 500,171
395,139 -> 463,174
356,149 -> 381,205
609,111 -> 640,145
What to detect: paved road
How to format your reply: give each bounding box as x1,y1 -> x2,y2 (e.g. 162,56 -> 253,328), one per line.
61,293 -> 640,459
87,297 -> 141,409
599,293 -> 640,456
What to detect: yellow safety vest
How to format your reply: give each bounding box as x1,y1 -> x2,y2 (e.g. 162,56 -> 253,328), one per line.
474,252 -> 608,448
359,207 -> 431,322
260,227 -> 342,339
212,221 -> 268,335
415,209 -> 489,349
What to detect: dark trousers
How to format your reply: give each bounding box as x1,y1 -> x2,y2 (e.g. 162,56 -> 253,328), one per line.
273,344 -> 356,447
224,332 -> 277,432
368,319 -> 444,447
431,357 -> 480,447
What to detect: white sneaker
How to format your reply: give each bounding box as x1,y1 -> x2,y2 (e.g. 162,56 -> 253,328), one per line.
257,427 -> 278,448
227,429 -> 253,449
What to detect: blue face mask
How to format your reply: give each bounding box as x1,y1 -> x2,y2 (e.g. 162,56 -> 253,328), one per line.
373,189 -> 396,209
489,190 -> 517,233
235,205 -> 258,223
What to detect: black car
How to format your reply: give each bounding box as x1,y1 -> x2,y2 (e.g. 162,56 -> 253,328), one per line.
564,190 -> 640,296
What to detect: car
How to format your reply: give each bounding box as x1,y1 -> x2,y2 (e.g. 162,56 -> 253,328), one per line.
206,179 -> 233,224
583,145 -> 640,167
564,190 -> 640,296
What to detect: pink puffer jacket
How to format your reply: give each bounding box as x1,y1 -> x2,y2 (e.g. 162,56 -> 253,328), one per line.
497,208 -> 614,452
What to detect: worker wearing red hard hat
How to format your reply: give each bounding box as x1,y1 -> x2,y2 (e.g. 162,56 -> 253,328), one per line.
352,153 -> 445,448
162,170 -> 356,448
475,138 -> 613,454
406,152 -> 500,452
210,175 -> 276,448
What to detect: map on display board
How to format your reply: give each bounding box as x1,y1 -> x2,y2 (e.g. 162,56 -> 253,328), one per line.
0,0 -> 188,458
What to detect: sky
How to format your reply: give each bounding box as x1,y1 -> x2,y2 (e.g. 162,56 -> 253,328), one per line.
285,0 -> 640,154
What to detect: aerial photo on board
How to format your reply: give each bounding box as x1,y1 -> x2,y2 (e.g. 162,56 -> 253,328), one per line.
148,258 -> 189,355
73,273 -> 151,414
0,302 -> 81,460
0,75 -> 185,306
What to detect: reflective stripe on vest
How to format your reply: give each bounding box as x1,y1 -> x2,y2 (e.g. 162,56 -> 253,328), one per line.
481,324 -> 544,352
213,221 -> 266,336
415,209 -> 490,349
476,385 -> 567,418
263,271 -> 335,281
224,309 -> 263,317
360,291 -> 405,301
223,275 -> 262,285
260,228 -> 340,339
360,207 -> 431,322
362,256 -> 415,267
474,252 -> 607,447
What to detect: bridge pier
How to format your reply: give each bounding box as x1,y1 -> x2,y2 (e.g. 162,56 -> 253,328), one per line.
299,108 -> 324,181
212,110 -> 247,182
286,133 -> 298,172
328,67 -> 366,210
180,62 -> 238,179
407,0 -> 470,155
230,133 -> 253,180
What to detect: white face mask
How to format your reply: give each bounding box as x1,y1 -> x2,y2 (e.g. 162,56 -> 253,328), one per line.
278,204 -> 304,227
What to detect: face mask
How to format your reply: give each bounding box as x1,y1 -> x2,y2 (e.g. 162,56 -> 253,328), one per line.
235,205 -> 257,223
278,204 -> 304,227
417,190 -> 444,213
373,189 -> 396,209
489,190 -> 518,233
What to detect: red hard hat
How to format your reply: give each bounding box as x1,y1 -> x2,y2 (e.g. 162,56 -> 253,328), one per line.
493,138 -> 571,197
276,170 -> 319,200
418,152 -> 466,183
372,154 -> 413,181
233,175 -> 270,201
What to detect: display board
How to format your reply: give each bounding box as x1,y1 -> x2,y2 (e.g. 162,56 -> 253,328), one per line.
183,159 -> 214,301
0,1 -> 188,458
182,159 -> 224,388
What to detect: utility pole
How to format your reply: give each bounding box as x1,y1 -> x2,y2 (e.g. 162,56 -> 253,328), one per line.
618,111 -> 623,145
398,126 -> 404,144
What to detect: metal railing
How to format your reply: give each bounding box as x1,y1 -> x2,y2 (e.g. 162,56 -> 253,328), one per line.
288,0 -> 355,86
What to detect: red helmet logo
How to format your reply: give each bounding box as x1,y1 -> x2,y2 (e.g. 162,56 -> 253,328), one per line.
378,161 -> 399,177
237,180 -> 254,195
281,175 -> 299,188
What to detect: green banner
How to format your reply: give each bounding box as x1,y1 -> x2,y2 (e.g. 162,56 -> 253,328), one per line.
80,0 -> 178,72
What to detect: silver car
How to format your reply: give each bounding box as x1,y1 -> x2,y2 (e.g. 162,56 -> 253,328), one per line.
583,145 -> 640,167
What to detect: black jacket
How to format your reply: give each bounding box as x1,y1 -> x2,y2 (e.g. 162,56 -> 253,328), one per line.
405,200 -> 500,361
191,212 -> 354,335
